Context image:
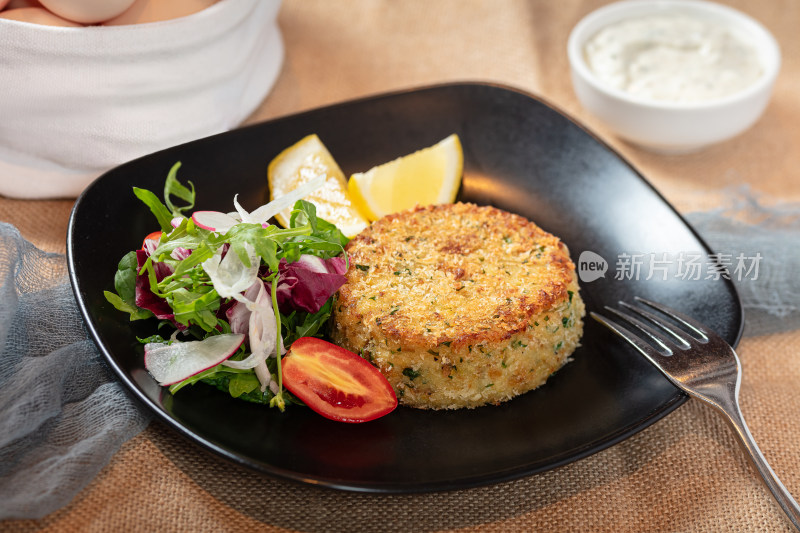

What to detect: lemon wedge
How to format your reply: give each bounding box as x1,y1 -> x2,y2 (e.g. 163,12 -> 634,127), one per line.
268,134 -> 369,238
347,134 -> 463,221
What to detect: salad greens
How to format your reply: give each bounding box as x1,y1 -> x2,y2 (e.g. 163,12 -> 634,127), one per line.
105,162 -> 350,411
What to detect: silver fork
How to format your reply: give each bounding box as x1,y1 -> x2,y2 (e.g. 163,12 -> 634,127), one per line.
592,297 -> 800,530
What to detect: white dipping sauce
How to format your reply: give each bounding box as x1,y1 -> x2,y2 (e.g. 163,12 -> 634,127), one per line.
584,14 -> 763,102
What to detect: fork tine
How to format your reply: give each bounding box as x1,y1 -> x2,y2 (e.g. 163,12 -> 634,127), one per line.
618,301 -> 695,348
590,311 -> 669,362
634,297 -> 710,342
591,310 -> 688,393
602,305 -> 681,354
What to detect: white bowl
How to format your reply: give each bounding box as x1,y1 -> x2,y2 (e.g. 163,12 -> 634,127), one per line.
0,0 -> 283,199
567,0 -> 781,153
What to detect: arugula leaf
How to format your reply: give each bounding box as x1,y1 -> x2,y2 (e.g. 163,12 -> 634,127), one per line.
281,199 -> 349,264
168,286 -> 220,331
201,373 -> 273,404
168,364 -> 245,394
312,217 -> 349,249
280,299 -> 333,346
137,334 -> 170,344
227,372 -> 261,398
289,200 -> 349,255
104,251 -> 152,320
159,241 -> 215,286
163,162 -> 195,216
280,235 -> 348,263
133,188 -> 174,233
114,251 -> 140,300
151,218 -> 206,256
104,291 -> 152,320
224,223 -> 282,272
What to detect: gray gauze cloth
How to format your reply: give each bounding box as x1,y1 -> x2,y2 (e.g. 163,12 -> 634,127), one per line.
0,188 -> 797,519
686,189 -> 800,337
0,223 -> 150,520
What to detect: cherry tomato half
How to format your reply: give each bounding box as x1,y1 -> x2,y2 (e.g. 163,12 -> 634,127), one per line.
141,231 -> 163,250
282,337 -> 398,423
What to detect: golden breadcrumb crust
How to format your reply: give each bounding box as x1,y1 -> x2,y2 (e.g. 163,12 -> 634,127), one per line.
331,202 -> 585,409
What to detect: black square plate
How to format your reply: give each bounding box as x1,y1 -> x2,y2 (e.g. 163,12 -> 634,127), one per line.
67,82 -> 743,492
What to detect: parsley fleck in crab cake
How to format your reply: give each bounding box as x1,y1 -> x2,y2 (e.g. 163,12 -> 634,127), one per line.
331,202 -> 585,409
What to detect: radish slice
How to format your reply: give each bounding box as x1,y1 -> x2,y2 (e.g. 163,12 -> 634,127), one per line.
144,333 -> 245,386
192,211 -> 239,233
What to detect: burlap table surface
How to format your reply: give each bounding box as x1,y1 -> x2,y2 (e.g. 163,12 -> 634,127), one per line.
2,1 -> 799,531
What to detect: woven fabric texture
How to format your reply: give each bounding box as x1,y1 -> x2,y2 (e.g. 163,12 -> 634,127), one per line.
2,0 -> 800,531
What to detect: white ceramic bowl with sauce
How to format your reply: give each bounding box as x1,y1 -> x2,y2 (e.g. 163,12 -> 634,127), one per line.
567,0 -> 781,153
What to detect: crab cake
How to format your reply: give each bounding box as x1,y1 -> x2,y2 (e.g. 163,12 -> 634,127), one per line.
330,202 -> 585,409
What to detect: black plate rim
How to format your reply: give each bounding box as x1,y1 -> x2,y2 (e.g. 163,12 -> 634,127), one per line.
66,81 -> 744,493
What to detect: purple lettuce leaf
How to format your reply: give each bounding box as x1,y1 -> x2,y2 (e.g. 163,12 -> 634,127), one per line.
275,254 -> 348,314
135,250 -> 176,322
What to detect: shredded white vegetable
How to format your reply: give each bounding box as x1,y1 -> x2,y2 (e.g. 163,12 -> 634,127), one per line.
247,175 -> 326,223
201,242 -> 259,299
222,282 -> 277,370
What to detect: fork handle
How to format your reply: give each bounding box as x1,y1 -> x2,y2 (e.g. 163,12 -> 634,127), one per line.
717,401 -> 800,530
